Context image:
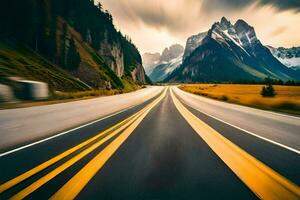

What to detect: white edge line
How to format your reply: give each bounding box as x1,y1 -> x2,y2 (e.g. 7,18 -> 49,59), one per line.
179,87 -> 300,120
0,105 -> 137,158
175,92 -> 300,155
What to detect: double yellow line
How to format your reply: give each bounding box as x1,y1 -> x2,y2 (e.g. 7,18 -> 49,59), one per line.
0,87 -> 167,200
171,87 -> 300,200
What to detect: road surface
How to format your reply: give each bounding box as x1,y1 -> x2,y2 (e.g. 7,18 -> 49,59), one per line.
0,86 -> 163,152
0,86 -> 299,200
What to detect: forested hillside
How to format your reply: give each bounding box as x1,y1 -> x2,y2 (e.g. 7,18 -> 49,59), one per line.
0,0 -> 149,92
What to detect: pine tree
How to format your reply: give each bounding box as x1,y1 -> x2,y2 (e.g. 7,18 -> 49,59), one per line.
66,37 -> 81,70
60,23 -> 68,67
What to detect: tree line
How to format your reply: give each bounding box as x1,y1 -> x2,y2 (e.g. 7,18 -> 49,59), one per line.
0,0 -> 141,74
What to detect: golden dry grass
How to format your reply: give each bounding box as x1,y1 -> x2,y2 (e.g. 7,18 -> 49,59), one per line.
179,84 -> 300,114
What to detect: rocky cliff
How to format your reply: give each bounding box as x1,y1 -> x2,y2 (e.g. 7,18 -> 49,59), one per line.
0,0 -> 148,92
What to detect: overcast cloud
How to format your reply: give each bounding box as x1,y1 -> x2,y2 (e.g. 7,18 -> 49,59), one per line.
99,0 -> 300,53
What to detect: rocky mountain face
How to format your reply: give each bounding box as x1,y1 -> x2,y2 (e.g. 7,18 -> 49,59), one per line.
183,32 -> 207,60
142,53 -> 161,74
0,0 -> 148,92
142,44 -> 184,82
166,17 -> 300,83
149,52 -> 183,82
159,44 -> 184,63
267,46 -> 300,70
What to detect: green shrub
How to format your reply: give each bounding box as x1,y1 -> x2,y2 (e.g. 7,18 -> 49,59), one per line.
274,102 -> 300,111
220,95 -> 229,101
261,84 -> 276,97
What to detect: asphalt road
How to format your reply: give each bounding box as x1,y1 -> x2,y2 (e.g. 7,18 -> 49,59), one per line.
173,87 -> 300,151
0,87 -> 299,200
0,86 -> 163,152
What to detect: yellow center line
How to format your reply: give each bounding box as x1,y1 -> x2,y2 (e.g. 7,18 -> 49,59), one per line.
9,107 -> 145,200
0,88 -> 164,194
0,109 -> 137,194
7,87 -> 167,200
50,88 -> 167,200
171,88 -> 300,200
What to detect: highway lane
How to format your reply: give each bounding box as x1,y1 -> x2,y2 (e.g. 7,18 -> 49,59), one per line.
173,86 -> 300,152
181,97 -> 300,185
0,86 -> 163,153
173,86 -> 300,184
0,89 -> 165,199
0,87 -> 299,199
76,88 -> 257,200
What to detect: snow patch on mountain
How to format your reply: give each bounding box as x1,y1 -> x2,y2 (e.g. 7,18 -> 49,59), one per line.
142,52 -> 161,74
149,53 -> 183,82
184,32 -> 207,59
166,17 -> 299,82
143,44 -> 184,82
183,17 -> 261,61
164,53 -> 184,74
267,46 -> 300,69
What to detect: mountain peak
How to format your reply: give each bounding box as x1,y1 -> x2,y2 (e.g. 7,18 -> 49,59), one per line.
234,19 -> 253,32
160,44 -> 184,62
220,17 -> 231,28
234,19 -> 258,47
166,18 -> 299,83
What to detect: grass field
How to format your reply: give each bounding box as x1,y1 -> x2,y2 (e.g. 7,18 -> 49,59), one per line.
179,84 -> 300,115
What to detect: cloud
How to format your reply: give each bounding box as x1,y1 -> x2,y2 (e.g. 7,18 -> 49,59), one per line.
270,26 -> 287,38
101,0 -> 300,33
258,0 -> 300,12
99,0 -> 300,53
101,0 -> 201,34
199,0 -> 300,12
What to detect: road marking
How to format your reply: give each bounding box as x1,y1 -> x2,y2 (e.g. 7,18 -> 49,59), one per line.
171,88 -> 300,200
2,88 -> 167,199
50,88 -> 167,200
179,87 -> 300,120
9,108 -> 145,200
174,88 -> 300,155
0,105 -> 137,158
0,109 -> 139,195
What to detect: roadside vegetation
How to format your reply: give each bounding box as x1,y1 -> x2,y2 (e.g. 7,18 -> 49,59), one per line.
179,84 -> 300,115
52,80 -> 142,100
0,85 -> 144,110
261,84 -> 276,97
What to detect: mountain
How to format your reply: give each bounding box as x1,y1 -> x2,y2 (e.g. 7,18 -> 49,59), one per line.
142,44 -> 184,82
149,52 -> 183,82
166,17 -> 300,83
159,44 -> 184,63
142,52 -> 161,74
183,32 -> 207,60
267,46 -> 300,70
0,0 -> 148,92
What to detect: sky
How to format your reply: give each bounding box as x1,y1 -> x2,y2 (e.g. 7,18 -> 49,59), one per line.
99,0 -> 300,54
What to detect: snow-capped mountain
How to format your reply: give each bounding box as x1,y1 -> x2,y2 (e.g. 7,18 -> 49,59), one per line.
149,52 -> 183,82
267,46 -> 300,70
166,17 -> 299,82
143,44 -> 184,82
160,44 -> 184,63
183,32 -> 207,60
142,52 -> 161,74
